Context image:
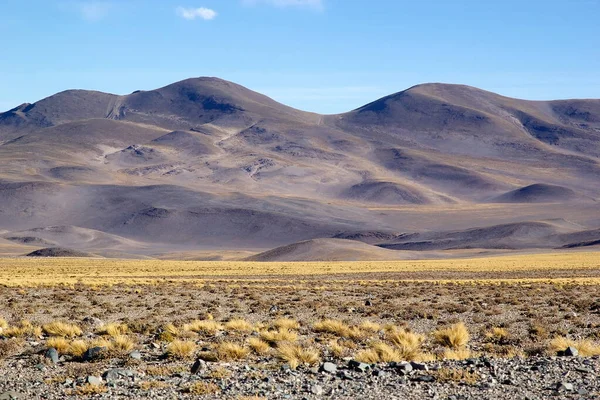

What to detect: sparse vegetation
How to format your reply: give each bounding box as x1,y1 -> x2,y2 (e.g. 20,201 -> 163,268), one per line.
166,340 -> 197,359
42,322 -> 83,338
433,322 -> 470,349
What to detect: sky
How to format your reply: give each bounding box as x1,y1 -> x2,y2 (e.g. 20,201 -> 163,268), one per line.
1,0 -> 599,114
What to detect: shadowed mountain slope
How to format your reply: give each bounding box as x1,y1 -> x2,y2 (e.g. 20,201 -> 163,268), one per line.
0,78 -> 599,258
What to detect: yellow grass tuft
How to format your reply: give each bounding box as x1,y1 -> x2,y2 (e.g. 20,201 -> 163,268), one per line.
225,319 -> 253,332
276,342 -> 320,370
436,367 -> 479,384
47,337 -> 70,353
387,328 -> 425,360
166,340 -> 197,359
216,342 -> 250,361
71,384 -> 107,396
260,328 -> 298,344
548,337 -> 600,356
110,335 -> 135,353
186,382 -> 220,395
248,337 -> 271,355
354,348 -> 380,364
328,340 -> 345,358
313,319 -> 351,336
183,320 -> 223,335
443,348 -> 472,360
0,318 -> 8,330
97,323 -> 129,337
433,322 -> 470,349
371,342 -> 402,362
273,318 -> 300,330
42,322 -> 82,338
67,340 -> 89,357
359,320 -> 381,333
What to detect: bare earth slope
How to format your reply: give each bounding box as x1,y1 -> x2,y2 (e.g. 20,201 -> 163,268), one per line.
0,78 -> 599,259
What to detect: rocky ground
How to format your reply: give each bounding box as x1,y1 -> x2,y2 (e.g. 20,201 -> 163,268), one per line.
1,280 -> 600,398
0,352 -> 598,399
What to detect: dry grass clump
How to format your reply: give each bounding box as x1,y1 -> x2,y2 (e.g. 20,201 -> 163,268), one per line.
97,323 -> 128,337
166,340 -> 197,359
313,319 -> 350,336
0,318 -> 8,330
328,340 -> 345,358
485,327 -> 509,344
260,328 -> 298,345
359,321 -> 381,333
0,338 -> 24,359
548,337 -> 600,356
183,320 -> 223,335
2,320 -> 38,338
313,319 -> 368,340
185,382 -> 220,395
42,322 -> 83,338
47,337 -> 70,353
216,342 -> 250,361
387,328 -> 425,360
67,340 -> 89,358
273,318 -> 300,330
436,367 -> 479,385
443,348 -> 472,360
138,381 -> 170,390
70,384 -> 108,396
276,342 -> 320,370
371,342 -> 402,362
158,323 -> 180,342
145,365 -> 187,376
225,319 -> 253,332
110,335 -> 135,353
248,337 -> 271,355
433,322 -> 469,349
354,348 -> 380,364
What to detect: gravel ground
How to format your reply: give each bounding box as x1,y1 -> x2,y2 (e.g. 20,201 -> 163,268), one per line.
0,353 -> 598,399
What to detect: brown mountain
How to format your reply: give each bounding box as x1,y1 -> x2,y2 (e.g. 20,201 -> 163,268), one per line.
0,78 -> 598,259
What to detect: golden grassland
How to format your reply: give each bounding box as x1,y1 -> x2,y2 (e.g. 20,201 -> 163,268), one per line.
0,252 -> 598,287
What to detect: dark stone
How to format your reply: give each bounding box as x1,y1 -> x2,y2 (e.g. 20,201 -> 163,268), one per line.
412,375 -> 435,383
191,359 -> 207,374
348,360 -> 370,372
564,346 -> 579,357
82,346 -> 107,362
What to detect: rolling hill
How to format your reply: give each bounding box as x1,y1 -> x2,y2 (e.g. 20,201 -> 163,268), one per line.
0,78 -> 598,259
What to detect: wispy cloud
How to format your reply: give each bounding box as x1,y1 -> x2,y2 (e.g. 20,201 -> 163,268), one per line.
69,1 -> 113,21
176,6 -> 218,20
242,0 -> 324,11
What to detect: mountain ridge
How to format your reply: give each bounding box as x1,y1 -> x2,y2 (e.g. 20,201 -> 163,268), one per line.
0,77 -> 598,259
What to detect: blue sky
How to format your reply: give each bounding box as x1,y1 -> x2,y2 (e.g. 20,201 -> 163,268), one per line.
1,0 -> 599,114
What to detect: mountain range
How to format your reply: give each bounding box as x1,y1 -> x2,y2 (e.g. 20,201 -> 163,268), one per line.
1,77 -> 599,260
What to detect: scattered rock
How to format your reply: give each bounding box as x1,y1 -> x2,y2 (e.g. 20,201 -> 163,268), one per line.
410,361 -> 429,371
0,392 -> 23,400
45,348 -> 59,364
310,385 -> 324,395
86,376 -> 103,386
129,350 -> 142,360
320,362 -> 337,374
556,382 -> 574,391
82,346 -> 107,362
191,359 -> 207,374
102,369 -> 136,383
564,346 -> 579,357
348,360 -> 370,372
394,361 -> 413,375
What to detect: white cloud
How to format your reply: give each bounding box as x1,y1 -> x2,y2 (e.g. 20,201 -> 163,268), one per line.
242,0 -> 323,10
73,1 -> 113,21
176,6 -> 218,20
